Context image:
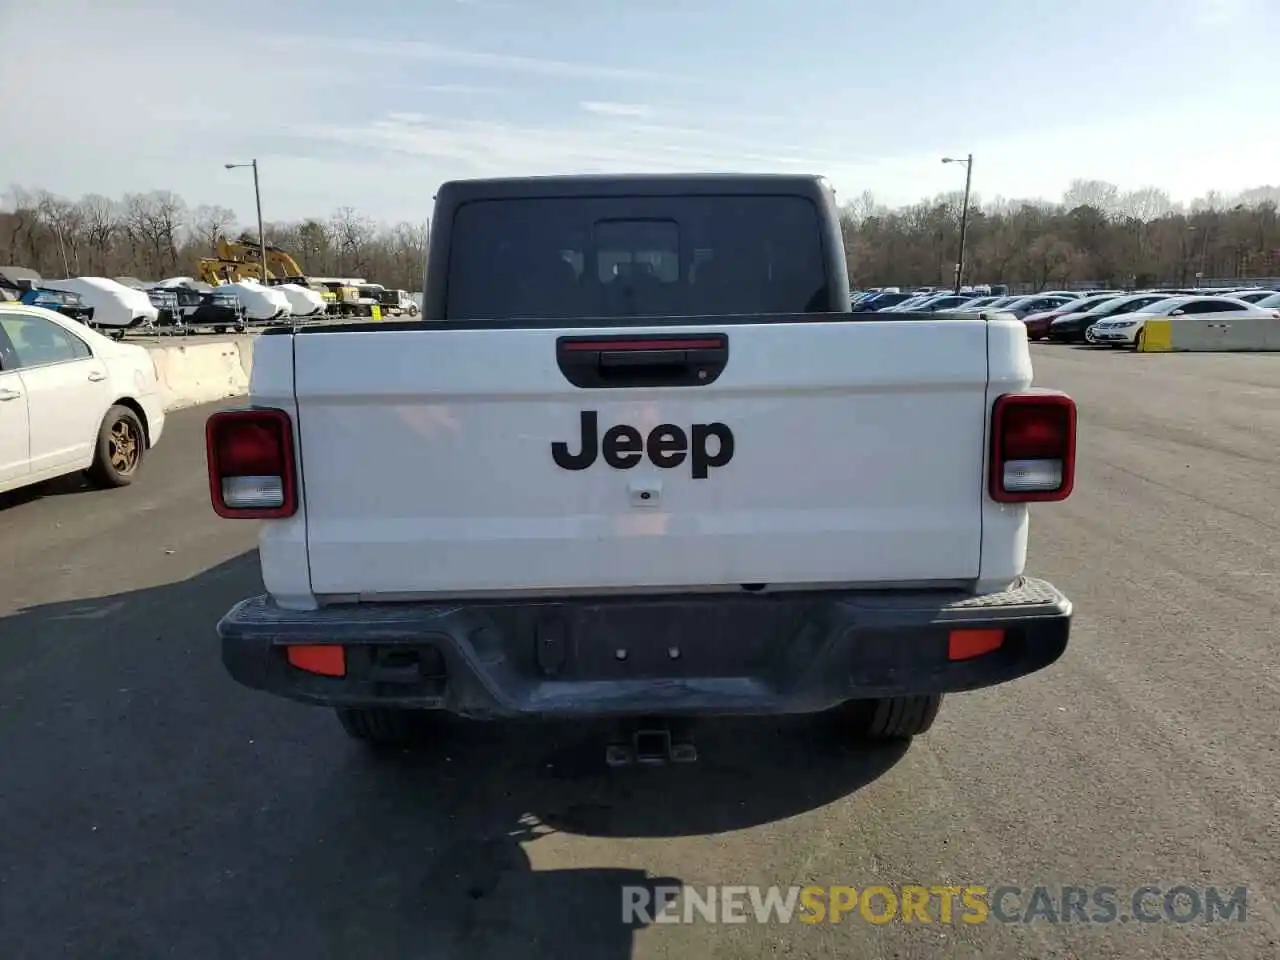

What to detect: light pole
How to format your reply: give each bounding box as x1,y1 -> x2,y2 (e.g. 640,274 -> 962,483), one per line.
224,159 -> 269,285
53,224 -> 71,277
942,153 -> 974,294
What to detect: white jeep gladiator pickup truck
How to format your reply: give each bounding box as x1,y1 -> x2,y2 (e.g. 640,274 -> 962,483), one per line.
208,173 -> 1075,756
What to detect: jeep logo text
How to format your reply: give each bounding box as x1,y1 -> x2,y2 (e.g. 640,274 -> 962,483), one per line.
552,411 -> 734,479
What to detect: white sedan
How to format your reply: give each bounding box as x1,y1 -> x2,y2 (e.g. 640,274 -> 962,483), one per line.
1088,295 -> 1280,349
0,303 -> 166,495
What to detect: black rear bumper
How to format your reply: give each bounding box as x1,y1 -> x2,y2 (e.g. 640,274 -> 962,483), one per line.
218,578 -> 1071,719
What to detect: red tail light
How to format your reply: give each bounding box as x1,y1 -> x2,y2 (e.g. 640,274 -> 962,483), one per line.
989,392 -> 1076,503
206,408 -> 298,518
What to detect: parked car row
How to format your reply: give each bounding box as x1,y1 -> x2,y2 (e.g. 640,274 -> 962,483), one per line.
151,277 -> 325,329
1082,292 -> 1280,348
850,285 -> 1280,350
0,266 -> 345,339
154,276 -> 418,325
1018,287 -> 1280,347
852,287 -> 1124,318
0,270 -> 159,338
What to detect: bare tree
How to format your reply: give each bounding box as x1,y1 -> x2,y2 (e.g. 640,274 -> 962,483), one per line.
1190,189 -> 1231,213
292,219 -> 334,275
120,191 -> 188,276
1120,186 -> 1174,222
330,206 -> 377,275
3,185 -> 46,267
78,195 -> 118,274
386,221 -> 427,280
1026,235 -> 1078,289
1237,185 -> 1280,207
190,204 -> 238,253
34,192 -> 85,276
150,191 -> 188,271
1062,179 -> 1121,216
843,189 -> 881,225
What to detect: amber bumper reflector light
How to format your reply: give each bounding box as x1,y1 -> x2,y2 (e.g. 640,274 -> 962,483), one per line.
947,628 -> 1005,661
286,645 -> 346,677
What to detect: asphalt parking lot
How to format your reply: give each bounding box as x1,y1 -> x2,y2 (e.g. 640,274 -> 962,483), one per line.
1,345 -> 1278,959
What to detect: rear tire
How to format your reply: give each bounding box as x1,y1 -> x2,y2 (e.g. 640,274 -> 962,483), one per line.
86,405 -> 145,488
835,695 -> 943,741
336,707 -> 432,747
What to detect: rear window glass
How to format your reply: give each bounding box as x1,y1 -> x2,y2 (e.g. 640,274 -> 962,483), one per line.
1112,297 -> 1158,314
444,195 -> 829,321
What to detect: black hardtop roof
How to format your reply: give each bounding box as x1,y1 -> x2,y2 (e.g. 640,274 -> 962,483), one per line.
434,172 -> 831,203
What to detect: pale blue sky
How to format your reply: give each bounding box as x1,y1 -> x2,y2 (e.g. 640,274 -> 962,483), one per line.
2,0 -> 1276,224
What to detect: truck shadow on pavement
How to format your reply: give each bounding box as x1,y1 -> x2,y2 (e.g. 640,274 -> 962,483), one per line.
0,551 -> 909,960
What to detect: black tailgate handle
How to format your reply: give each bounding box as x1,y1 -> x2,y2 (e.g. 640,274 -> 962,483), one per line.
557,334 -> 729,388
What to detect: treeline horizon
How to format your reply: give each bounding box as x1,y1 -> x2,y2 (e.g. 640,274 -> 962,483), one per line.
4,179 -> 1280,292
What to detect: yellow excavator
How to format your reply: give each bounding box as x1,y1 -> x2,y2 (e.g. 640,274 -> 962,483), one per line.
218,238 -> 305,279
196,238 -> 361,316
196,258 -> 250,285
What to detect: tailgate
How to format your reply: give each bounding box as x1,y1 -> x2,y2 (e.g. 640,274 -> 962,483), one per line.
293,318 -> 993,597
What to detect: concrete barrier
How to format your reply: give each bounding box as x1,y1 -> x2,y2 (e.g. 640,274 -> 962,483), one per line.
1153,315 -> 1280,352
144,335 -> 255,411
